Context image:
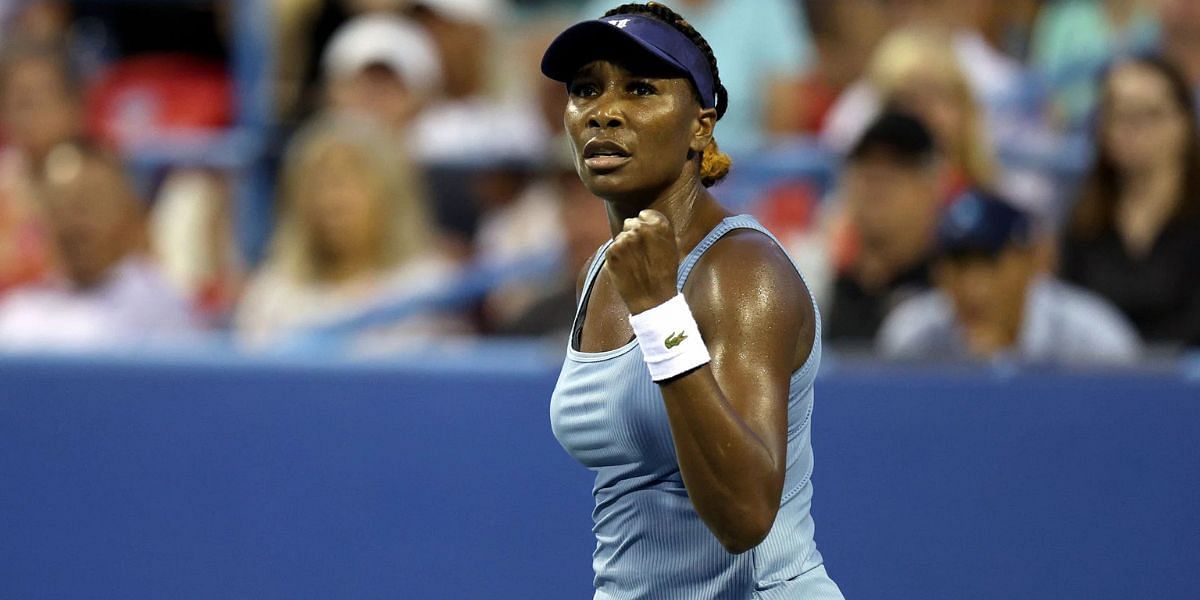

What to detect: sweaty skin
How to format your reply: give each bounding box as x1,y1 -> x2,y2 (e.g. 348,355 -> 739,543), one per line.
567,59 -> 817,554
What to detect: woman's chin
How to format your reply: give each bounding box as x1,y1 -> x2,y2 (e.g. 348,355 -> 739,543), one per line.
581,171 -> 638,198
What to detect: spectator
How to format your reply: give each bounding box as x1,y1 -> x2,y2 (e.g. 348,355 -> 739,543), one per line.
879,190 -> 1141,365
581,0 -> 815,155
274,0 -> 428,123
823,26 -> 999,196
321,13 -> 442,134
1061,55 -> 1200,347
827,112 -> 940,343
1031,0 -> 1159,128
235,115 -> 462,350
822,2 -> 1058,211
392,0 -> 545,245
71,2 -> 246,323
0,144 -> 196,350
0,40 -> 84,295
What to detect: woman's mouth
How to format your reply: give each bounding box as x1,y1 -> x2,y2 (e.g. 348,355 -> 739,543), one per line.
583,139 -> 632,172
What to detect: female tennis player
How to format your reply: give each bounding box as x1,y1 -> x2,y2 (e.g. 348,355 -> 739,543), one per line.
545,4 -> 843,599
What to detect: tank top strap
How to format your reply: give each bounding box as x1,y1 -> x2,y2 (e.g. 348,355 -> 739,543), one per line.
676,214 -> 777,290
568,239 -> 616,349
581,239 -> 616,298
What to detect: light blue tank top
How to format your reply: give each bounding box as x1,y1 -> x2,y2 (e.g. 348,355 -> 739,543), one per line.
550,215 -> 840,599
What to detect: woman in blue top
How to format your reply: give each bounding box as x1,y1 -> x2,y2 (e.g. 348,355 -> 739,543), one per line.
544,3 -> 843,599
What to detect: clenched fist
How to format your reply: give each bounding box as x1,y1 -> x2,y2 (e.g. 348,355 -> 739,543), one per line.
605,209 -> 681,315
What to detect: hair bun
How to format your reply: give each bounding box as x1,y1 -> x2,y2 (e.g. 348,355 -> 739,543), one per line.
700,138 -> 731,187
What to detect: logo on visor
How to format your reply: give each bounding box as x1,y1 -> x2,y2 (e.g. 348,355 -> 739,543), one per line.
606,18 -> 631,29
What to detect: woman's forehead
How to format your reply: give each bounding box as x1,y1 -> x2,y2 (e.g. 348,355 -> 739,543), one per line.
571,58 -> 686,82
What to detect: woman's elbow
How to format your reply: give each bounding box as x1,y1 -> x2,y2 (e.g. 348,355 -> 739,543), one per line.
716,506 -> 779,555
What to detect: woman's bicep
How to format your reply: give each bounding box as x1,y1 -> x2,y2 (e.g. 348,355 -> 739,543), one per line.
687,238 -> 812,460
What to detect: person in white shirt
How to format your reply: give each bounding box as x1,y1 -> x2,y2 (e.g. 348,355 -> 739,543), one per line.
0,144 -> 196,350
878,189 -> 1141,365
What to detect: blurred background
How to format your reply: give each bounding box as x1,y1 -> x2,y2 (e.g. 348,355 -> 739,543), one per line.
0,0 -> 1195,363
0,1 -> 1198,599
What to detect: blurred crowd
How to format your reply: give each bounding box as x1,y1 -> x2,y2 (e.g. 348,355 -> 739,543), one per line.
0,0 -> 1196,366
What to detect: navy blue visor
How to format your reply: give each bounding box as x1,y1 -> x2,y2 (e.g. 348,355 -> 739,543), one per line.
541,14 -> 722,118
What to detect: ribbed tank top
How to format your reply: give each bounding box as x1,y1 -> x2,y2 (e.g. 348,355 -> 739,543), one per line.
550,215 -> 839,599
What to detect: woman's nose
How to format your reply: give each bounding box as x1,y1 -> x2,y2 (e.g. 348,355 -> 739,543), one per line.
587,100 -> 625,129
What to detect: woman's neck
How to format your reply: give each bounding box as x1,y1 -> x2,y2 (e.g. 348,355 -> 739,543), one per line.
1122,160 -> 1182,204
1116,161 -> 1184,255
603,169 -> 727,256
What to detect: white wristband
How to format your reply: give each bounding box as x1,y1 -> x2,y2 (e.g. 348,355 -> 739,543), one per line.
628,294 -> 711,382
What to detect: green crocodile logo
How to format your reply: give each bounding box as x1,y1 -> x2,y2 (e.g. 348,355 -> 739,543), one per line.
664,332 -> 688,349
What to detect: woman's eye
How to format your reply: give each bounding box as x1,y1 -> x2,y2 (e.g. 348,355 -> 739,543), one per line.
569,82 -> 599,97
630,81 -> 657,96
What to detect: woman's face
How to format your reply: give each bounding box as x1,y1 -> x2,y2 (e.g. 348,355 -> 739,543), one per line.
301,144 -> 384,264
563,59 -> 713,201
328,64 -> 421,131
1103,63 -> 1190,174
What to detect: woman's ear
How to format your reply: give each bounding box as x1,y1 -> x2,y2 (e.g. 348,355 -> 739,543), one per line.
691,106 -> 718,154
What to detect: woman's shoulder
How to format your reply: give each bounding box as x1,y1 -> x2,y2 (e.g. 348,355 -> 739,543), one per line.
684,226 -> 812,320
692,226 -> 801,283
684,222 -> 817,369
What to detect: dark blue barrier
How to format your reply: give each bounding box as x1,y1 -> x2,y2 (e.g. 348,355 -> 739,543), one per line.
1,352 -> 1197,599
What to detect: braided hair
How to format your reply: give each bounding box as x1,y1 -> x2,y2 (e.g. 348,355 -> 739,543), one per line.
603,2 -> 732,187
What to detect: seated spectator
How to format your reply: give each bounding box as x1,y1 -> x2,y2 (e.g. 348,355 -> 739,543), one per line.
879,190 -> 1141,364
72,3 -> 246,323
0,144 -> 197,350
235,115 -> 462,350
321,13 -> 442,134
318,11 -> 478,256
1061,56 -> 1200,347
0,40 -> 82,295
393,0 -> 547,244
823,26 -> 999,196
85,53 -> 241,321
827,112 -> 941,343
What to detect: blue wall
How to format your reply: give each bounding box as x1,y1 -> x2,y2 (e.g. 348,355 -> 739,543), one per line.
1,354 -> 1197,599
